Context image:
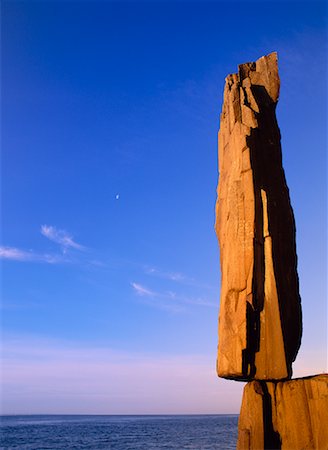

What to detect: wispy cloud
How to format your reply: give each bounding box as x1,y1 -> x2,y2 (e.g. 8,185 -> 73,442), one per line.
0,246 -> 63,264
0,247 -> 34,261
131,282 -> 155,297
144,266 -> 186,282
131,281 -> 217,313
131,283 -> 185,313
130,282 -> 184,312
1,226 -> 87,265
143,265 -> 217,292
41,225 -> 85,252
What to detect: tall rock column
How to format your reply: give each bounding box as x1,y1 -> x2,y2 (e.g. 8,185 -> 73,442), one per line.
215,52 -> 302,380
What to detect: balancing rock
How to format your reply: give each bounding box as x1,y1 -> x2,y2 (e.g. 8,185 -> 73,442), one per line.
215,52 -> 302,380
237,374 -> 328,450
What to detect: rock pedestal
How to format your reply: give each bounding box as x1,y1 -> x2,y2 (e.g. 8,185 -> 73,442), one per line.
237,375 -> 328,450
215,52 -> 302,381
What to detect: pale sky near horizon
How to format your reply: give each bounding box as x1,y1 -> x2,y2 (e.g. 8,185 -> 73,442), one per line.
1,0 -> 327,414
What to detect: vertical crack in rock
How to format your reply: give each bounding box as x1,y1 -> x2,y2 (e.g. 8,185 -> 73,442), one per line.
215,52 -> 302,380
259,381 -> 281,450
255,190 -> 287,379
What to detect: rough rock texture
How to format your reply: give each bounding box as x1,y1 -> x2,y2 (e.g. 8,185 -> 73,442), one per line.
237,374 -> 328,450
215,52 -> 302,380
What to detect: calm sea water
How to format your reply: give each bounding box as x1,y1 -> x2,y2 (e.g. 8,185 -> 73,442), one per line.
0,415 -> 238,449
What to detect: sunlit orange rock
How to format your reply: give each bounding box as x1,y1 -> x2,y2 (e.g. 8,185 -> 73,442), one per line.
215,52 -> 302,380
237,374 -> 328,450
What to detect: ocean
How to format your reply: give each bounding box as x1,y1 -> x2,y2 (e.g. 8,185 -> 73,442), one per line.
0,415 -> 238,449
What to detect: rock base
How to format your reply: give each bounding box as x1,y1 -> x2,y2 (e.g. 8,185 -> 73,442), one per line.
237,374 -> 328,450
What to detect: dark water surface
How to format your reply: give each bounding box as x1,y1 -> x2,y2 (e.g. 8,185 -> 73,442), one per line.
0,415 -> 238,449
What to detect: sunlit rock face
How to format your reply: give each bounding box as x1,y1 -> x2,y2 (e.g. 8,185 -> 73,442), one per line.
237,375 -> 328,450
215,52 -> 302,380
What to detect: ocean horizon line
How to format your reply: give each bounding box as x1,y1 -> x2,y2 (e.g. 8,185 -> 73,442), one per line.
1,413 -> 239,417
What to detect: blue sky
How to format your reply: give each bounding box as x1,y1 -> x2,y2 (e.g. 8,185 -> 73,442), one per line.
1,0 -> 327,414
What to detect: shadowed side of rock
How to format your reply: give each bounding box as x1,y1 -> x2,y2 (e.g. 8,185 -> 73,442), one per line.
215,52 -> 302,380
237,374 -> 328,450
